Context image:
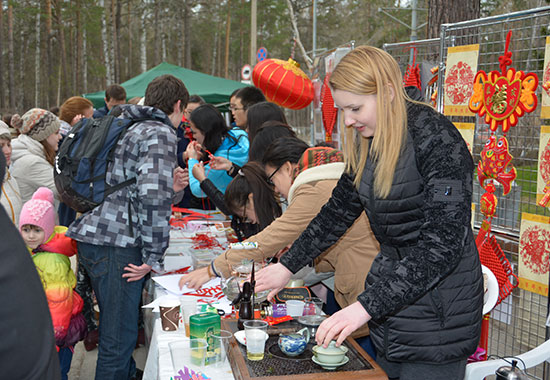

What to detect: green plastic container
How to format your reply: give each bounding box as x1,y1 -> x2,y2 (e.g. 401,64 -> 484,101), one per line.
189,312 -> 221,365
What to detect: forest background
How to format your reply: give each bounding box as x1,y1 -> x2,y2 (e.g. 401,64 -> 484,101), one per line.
0,0 -> 544,113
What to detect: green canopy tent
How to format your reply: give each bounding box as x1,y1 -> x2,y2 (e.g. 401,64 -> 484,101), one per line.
83,62 -> 247,110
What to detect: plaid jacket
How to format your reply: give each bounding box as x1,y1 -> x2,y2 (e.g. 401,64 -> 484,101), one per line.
67,105 -> 176,266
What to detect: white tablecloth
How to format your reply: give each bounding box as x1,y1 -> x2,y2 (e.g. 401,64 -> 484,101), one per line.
143,221 -> 235,380
143,319 -> 234,380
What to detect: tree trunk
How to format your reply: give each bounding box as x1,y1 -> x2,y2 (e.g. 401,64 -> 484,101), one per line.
100,0 -> 111,86
8,1 -> 15,109
153,1 -> 159,66
83,28 -> 87,93
75,0 -> 82,94
35,8 -> 41,106
140,2 -> 147,72
127,0 -> 131,79
53,0 -> 70,99
211,30 -> 218,76
184,0 -> 191,68
0,2 -> 4,109
111,0 -> 118,83
161,20 -> 166,62
427,0 -> 480,39
224,0 -> 231,78
239,0 -> 244,71
45,0 -> 54,107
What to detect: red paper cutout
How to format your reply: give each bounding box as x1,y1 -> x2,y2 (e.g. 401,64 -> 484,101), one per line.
520,226 -> 550,275
445,61 -> 475,104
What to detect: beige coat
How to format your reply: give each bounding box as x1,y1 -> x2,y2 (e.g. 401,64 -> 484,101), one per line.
1,168 -> 22,225
213,163 -> 379,337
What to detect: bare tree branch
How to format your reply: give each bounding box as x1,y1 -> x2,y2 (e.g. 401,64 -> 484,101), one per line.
285,0 -> 312,73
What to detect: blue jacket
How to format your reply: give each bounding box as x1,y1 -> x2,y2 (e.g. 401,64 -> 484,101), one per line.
188,128 -> 249,198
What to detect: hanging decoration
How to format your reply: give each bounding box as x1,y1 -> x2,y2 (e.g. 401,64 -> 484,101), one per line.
443,43 -> 480,116
425,66 -> 439,108
320,74 -> 337,142
518,213 -> 550,296
403,47 -> 421,90
252,58 -> 314,110
537,126 -> 550,207
539,37 -> 550,119
469,32 -> 538,133
468,31 -> 536,361
477,135 -> 517,196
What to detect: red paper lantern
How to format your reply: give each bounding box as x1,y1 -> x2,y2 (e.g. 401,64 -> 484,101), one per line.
252,58 -> 314,110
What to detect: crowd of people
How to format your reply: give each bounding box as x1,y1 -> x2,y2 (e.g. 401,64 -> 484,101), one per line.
0,45 -> 482,380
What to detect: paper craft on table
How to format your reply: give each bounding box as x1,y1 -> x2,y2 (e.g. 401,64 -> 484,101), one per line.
152,274 -> 221,296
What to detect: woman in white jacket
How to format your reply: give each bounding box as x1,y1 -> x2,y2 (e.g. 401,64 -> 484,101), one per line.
10,108 -> 62,206
0,121 -> 21,224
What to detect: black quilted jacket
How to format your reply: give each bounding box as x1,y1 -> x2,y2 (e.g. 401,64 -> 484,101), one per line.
280,102 -> 483,363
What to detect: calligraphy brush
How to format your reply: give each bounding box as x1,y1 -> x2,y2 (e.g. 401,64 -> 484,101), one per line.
251,260 -> 256,313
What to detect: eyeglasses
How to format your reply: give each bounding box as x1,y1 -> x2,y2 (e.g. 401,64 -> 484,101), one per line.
266,165 -> 282,186
228,105 -> 245,111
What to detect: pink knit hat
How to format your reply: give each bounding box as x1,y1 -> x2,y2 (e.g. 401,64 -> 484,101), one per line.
19,187 -> 56,244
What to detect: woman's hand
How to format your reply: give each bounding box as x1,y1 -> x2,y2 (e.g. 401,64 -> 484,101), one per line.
173,167 -> 189,192
210,156 -> 232,171
179,267 -> 211,290
71,114 -> 85,126
315,301 -> 371,347
253,263 -> 292,301
185,141 -> 201,161
192,162 -> 206,182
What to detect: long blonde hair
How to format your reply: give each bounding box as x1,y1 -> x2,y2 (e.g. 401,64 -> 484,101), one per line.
329,46 -> 408,199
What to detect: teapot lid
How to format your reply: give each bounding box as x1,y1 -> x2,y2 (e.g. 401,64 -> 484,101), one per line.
495,360 -> 529,380
313,341 -> 348,355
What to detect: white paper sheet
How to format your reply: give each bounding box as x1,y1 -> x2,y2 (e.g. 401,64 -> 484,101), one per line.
152,274 -> 221,295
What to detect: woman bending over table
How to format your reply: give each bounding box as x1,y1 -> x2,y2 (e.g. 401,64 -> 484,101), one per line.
254,46 -> 483,380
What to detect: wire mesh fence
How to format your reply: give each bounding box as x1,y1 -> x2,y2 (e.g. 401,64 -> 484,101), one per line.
384,7 -> 550,379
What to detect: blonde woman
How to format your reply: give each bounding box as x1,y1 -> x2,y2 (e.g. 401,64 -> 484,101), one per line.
255,46 -> 483,379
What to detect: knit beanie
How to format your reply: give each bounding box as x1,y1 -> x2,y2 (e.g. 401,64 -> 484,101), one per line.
19,187 -> 56,244
0,120 -> 10,139
11,108 -> 60,142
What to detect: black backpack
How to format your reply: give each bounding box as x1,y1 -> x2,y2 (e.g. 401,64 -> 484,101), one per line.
54,113 -> 147,213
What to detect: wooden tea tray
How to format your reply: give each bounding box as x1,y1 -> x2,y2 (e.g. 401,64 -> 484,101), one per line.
222,319 -> 387,380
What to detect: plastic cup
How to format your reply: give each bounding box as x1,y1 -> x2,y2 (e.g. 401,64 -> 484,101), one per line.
211,329 -> 233,367
169,340 -> 190,373
159,299 -> 180,331
304,297 -> 324,316
180,297 -> 197,337
189,338 -> 208,368
243,320 -> 268,361
286,300 -> 305,317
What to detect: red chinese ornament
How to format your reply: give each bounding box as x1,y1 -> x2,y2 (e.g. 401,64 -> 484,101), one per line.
252,58 -> 314,110
477,135 -> 517,196
320,74 -> 337,142
468,30 -> 538,134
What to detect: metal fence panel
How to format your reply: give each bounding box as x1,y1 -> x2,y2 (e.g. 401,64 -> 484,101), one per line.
385,7 -> 550,379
